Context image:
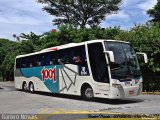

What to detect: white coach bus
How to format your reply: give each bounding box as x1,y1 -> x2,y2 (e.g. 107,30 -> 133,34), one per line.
14,40 -> 147,99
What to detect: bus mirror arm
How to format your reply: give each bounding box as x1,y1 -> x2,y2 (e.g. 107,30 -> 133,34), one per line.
136,52 -> 148,63
104,51 -> 115,63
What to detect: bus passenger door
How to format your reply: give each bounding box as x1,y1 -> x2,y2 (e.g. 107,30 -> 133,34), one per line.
87,42 -> 110,97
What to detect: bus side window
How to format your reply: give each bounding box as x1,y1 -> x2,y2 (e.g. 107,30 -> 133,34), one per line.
40,55 -> 45,66
49,52 -> 54,65
30,56 -> 36,67
45,54 -> 50,66
50,52 -> 57,65
88,43 -> 109,83
70,46 -> 87,66
25,58 -> 30,68
30,56 -> 33,67
35,55 -> 41,66
57,51 -> 65,65
21,58 -> 26,68
64,49 -> 72,64
16,58 -> 21,68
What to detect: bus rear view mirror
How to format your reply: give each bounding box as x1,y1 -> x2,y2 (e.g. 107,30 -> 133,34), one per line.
136,52 -> 148,63
104,51 -> 115,63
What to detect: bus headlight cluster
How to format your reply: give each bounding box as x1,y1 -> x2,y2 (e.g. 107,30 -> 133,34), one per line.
112,84 -> 122,89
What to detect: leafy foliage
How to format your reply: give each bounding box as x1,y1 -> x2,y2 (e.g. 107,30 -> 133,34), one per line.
0,24 -> 160,92
37,0 -> 122,28
20,32 -> 43,44
115,24 -> 160,72
0,39 -> 35,81
147,1 -> 160,22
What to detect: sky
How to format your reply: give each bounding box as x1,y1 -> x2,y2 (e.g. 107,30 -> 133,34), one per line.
0,0 -> 157,41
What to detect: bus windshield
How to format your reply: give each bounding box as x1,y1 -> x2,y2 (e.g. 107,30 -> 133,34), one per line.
104,41 -> 141,81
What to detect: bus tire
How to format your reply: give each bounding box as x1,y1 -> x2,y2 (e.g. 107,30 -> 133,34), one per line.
22,82 -> 27,91
81,85 -> 94,100
29,82 -> 34,93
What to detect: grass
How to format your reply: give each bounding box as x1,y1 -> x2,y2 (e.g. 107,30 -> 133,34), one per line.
0,76 -> 3,82
142,92 -> 160,95
0,77 -> 3,82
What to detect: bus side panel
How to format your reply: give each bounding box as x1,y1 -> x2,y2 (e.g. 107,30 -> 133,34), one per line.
59,64 -> 80,95
15,65 -> 62,93
59,64 -> 109,98
58,64 -> 92,96
15,75 -> 51,93
15,69 -> 26,89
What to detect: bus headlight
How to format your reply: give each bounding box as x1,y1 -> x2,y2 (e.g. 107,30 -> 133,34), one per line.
112,84 -> 122,89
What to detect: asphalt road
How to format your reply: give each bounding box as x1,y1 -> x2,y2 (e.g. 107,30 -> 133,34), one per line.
0,82 -> 160,119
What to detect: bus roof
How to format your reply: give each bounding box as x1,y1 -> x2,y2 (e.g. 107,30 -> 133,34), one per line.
16,39 -> 130,58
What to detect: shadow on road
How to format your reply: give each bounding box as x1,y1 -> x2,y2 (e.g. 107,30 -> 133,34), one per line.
1,85 -> 144,105
0,86 -> 16,91
93,98 -> 144,105
28,91 -> 144,105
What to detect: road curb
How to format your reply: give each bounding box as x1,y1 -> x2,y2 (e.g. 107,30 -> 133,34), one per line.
142,92 -> 160,95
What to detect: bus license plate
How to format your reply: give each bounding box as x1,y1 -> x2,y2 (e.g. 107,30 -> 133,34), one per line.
129,90 -> 134,94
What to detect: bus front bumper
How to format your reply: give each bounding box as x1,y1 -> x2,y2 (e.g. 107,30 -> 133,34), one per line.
110,84 -> 142,98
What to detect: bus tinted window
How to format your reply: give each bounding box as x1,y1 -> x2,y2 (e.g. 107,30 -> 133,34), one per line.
16,45 -> 87,68
25,57 -> 30,67
51,45 -> 87,66
16,58 -> 21,68
88,42 -> 109,83
35,55 -> 41,66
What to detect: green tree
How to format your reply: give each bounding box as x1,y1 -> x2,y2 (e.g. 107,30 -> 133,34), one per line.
0,39 -> 20,81
0,38 -> 35,81
1,51 -> 19,81
19,41 -> 35,53
20,32 -> 42,44
111,24 -> 160,91
115,24 -> 160,72
147,1 -> 160,22
37,0 -> 121,28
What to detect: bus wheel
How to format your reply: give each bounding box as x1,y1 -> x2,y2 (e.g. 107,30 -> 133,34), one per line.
29,82 -> 34,93
22,82 -> 27,91
82,86 -> 94,100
